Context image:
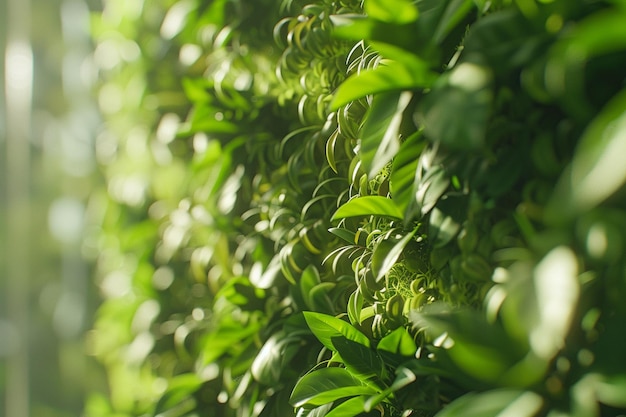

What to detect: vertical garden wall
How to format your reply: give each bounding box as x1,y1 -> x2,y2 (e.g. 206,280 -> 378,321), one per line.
88,0 -> 626,416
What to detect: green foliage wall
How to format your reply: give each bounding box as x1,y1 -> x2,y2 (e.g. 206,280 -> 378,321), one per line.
88,0 -> 626,416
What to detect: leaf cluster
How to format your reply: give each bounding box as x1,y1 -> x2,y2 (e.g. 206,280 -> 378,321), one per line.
88,0 -> 626,416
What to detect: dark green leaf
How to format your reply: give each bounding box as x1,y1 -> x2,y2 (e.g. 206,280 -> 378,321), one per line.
417,62 -> 493,150
331,336 -> 387,382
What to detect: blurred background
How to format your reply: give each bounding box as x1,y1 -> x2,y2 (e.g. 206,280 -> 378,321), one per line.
1,0 -> 105,415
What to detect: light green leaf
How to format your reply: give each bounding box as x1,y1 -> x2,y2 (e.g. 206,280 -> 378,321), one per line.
546,89 -> 626,222
303,312 -> 371,352
360,91 -> 413,179
331,61 -> 437,110
290,367 -> 377,408
347,290 -> 364,325
364,0 -> 418,24
434,389 -> 543,417
410,303 -> 526,384
153,373 -> 203,414
332,196 -> 403,221
325,396 -> 368,417
499,247 -> 580,362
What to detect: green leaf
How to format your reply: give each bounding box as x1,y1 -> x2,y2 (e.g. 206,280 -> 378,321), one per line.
413,165 -> 450,217
303,312 -> 371,352
431,0 -> 474,45
331,336 -> 387,382
332,196 -> 403,221
363,366 -> 417,412
331,61 -> 436,110
153,373 -> 203,415
331,15 -> 417,51
463,9 -> 547,74
328,227 -> 357,244
390,131 -> 426,214
325,396 -> 368,417
364,0 -> 419,24
434,389 -> 543,417
428,194 -> 467,248
347,290 -> 365,325
546,89 -> 626,223
499,247 -> 580,361
251,332 -> 300,385
301,265 -> 322,310
290,367 -> 377,408
410,303 -> 526,384
417,62 -> 493,150
377,327 -> 417,357
309,282 -> 337,313
371,228 -> 419,282
359,91 -> 413,179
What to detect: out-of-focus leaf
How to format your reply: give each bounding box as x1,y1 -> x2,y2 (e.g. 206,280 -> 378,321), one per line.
251,332 -> 300,385
410,303 -> 526,384
153,373 -> 203,415
430,0 -> 475,45
546,89 -> 626,223
365,0 -> 419,24
434,389 -> 543,417
330,14 -> 416,50
499,247 -> 579,361
413,165 -> 450,217
359,91 -> 413,179
429,194 -> 467,248
301,265 -> 322,310
463,9 -> 548,74
289,367 -> 377,407
417,62 -> 493,150
332,196 -> 403,221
